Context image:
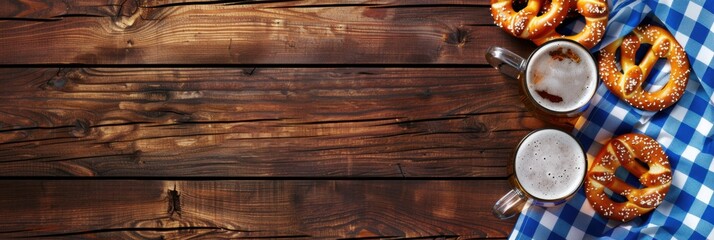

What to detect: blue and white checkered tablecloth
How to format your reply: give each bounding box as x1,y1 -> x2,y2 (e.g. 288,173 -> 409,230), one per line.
508,0 -> 714,239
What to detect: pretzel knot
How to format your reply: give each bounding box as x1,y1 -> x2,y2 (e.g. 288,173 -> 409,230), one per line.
533,0 -> 608,49
599,25 -> 690,111
490,0 -> 608,49
490,0 -> 569,40
585,133 -> 672,222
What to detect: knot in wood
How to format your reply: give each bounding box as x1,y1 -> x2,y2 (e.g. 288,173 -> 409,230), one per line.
445,27 -> 470,46
71,119 -> 91,138
114,0 -> 143,29
167,185 -> 182,218
45,76 -> 67,90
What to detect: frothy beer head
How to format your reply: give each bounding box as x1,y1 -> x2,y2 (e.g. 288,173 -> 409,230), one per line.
525,40 -> 597,113
515,129 -> 586,200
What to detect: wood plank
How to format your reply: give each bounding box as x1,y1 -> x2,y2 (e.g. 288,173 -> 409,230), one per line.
0,1 -> 533,64
140,0 -> 493,8
0,179 -> 515,239
0,68 -> 548,177
0,0 -> 492,19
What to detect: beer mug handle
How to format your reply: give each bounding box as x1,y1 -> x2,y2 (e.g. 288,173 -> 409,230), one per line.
493,188 -> 527,219
485,46 -> 526,80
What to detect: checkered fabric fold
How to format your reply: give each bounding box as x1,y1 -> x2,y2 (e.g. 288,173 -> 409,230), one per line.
508,0 -> 714,239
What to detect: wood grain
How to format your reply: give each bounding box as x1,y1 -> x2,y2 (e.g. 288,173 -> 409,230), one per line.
1,0 -> 492,18
0,0 -> 534,65
0,180 -> 516,239
0,1 -> 532,237
0,68 -> 547,177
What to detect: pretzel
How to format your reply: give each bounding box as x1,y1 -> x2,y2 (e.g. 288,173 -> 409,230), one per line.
490,0 -> 569,40
585,133 -> 672,222
533,0 -> 609,49
491,0 -> 608,49
599,25 -> 690,111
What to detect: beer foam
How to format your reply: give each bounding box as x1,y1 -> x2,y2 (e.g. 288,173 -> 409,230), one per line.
514,129 -> 586,200
526,41 -> 597,113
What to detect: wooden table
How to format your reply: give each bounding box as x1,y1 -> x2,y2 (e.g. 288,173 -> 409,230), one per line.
0,1 -> 546,239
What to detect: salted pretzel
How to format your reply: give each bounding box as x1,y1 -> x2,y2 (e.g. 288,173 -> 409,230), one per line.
585,133 -> 672,222
599,25 -> 690,111
490,0 -> 569,40
533,0 -> 609,49
491,0 -> 608,49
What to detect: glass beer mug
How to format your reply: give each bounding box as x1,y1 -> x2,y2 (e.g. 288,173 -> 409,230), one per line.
485,39 -> 598,127
493,128 -> 587,219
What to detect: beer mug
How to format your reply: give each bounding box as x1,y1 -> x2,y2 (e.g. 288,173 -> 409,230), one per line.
493,128 -> 587,219
485,39 -> 598,126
